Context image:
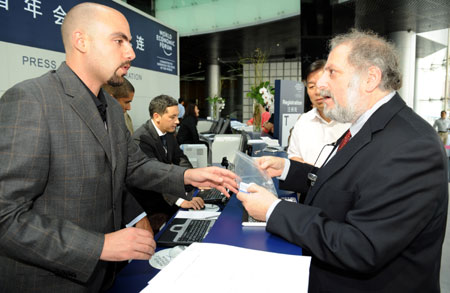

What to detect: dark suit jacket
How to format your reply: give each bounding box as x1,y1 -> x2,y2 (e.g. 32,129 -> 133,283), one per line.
269,94 -> 448,292
0,63 -> 188,292
130,120 -> 193,216
177,115 -> 200,145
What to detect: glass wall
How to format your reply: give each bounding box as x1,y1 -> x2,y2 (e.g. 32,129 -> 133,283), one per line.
415,28 -> 450,125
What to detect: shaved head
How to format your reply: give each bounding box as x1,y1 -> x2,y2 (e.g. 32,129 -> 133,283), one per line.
61,2 -> 135,95
61,2 -> 124,53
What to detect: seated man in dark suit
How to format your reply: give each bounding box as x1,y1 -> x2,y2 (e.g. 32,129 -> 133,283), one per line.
130,95 -> 205,232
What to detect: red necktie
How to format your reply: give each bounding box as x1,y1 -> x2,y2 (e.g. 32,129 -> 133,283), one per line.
338,130 -> 352,151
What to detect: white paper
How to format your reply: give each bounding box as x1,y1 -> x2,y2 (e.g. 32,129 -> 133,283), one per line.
141,242 -> 311,293
260,136 -> 280,146
247,139 -> 266,144
174,210 -> 221,220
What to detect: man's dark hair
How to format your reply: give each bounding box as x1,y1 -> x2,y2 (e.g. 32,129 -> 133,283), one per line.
178,97 -> 185,103
149,94 -> 178,117
304,59 -> 326,81
102,77 -> 134,99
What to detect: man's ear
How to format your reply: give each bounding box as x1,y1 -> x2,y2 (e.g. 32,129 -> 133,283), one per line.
72,30 -> 88,53
153,112 -> 161,123
364,66 -> 382,93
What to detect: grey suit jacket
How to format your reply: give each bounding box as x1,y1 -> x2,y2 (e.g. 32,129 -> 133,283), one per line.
271,94 -> 448,292
0,63 -> 187,292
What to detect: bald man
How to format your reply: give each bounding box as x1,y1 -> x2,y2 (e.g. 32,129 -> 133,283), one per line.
0,3 -> 237,292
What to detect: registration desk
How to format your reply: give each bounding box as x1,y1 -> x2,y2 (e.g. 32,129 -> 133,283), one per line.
108,195 -> 302,292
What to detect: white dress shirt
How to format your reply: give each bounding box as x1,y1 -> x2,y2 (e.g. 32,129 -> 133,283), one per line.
287,108 -> 350,167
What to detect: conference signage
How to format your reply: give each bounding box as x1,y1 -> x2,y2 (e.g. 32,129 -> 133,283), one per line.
274,80 -> 305,147
0,0 -> 178,75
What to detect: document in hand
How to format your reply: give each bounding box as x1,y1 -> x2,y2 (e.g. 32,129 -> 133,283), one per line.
141,242 -> 311,293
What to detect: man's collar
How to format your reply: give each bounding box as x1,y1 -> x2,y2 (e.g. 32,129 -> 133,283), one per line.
310,108 -> 334,124
350,91 -> 396,136
150,119 -> 166,136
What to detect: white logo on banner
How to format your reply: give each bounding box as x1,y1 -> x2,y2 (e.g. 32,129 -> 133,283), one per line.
156,30 -> 175,57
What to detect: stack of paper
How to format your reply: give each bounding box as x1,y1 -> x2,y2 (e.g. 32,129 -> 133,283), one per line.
141,242 -> 311,293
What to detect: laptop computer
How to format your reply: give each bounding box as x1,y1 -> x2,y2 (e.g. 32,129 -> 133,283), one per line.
157,218 -> 215,247
242,208 -> 266,227
196,188 -> 228,204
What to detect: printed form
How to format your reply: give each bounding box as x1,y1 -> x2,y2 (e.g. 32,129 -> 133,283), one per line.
141,242 -> 311,293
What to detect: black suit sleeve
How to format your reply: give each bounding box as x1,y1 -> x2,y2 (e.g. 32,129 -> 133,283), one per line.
279,160 -> 315,195
268,137 -> 447,273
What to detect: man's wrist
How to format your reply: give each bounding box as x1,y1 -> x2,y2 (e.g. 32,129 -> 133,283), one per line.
175,198 -> 185,207
266,199 -> 282,221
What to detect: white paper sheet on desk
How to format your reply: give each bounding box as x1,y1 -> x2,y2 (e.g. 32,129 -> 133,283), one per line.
247,139 -> 266,144
141,242 -> 311,293
260,136 -> 280,146
174,210 -> 221,219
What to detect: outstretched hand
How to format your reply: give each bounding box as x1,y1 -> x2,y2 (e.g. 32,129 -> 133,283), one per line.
184,167 -> 238,197
256,156 -> 286,178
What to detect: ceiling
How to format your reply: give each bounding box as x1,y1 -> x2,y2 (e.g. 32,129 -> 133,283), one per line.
174,0 -> 450,79
351,0 -> 450,34
179,15 -> 301,79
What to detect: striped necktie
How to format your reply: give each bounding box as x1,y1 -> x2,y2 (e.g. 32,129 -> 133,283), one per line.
337,130 -> 352,151
160,134 -> 167,153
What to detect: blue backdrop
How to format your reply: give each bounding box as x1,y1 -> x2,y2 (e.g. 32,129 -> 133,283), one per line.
0,0 -> 177,75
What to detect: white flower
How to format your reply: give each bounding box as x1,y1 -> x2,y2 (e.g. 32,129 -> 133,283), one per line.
262,91 -> 274,108
259,87 -> 268,95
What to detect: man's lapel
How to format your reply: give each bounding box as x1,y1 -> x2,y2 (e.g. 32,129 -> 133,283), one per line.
304,127 -> 372,205
146,120 -> 168,162
57,63 -> 112,165
105,95 -> 119,173
304,94 -> 406,205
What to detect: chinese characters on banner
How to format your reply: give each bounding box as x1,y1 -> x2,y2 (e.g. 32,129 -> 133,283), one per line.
0,0 -> 8,11
0,0 -> 177,75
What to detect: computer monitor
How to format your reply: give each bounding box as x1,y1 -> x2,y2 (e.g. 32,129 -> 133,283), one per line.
211,134 -> 242,164
239,131 -> 249,155
218,119 -> 230,134
180,144 -> 208,168
213,118 -> 224,134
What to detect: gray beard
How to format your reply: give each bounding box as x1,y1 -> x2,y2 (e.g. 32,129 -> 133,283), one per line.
323,75 -> 364,123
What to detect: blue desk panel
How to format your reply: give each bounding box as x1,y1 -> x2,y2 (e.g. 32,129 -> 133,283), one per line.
203,195 -> 302,255
108,195 -> 301,292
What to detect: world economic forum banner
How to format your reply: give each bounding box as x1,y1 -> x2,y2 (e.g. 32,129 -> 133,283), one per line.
0,0 -> 179,129
0,0 -> 177,74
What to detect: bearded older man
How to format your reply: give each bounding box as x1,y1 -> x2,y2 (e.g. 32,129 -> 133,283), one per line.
237,30 -> 448,292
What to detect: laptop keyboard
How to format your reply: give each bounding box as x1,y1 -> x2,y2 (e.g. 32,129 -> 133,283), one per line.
201,189 -> 223,200
198,188 -> 227,204
178,219 -> 211,242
